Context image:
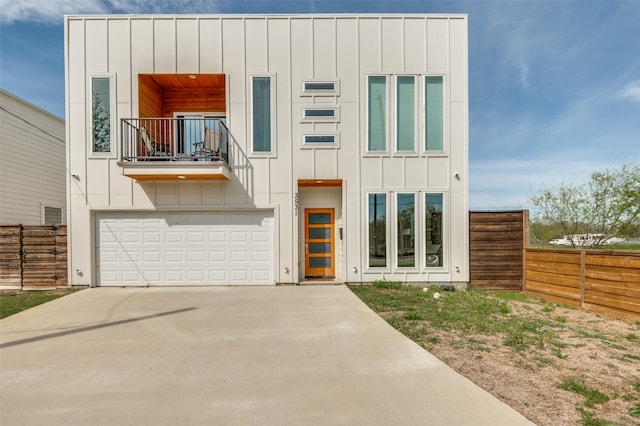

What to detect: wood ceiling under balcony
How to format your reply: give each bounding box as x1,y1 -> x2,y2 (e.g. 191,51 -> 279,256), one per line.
138,74 -> 226,118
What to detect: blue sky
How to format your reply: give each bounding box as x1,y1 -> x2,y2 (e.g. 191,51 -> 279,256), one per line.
1,0 -> 639,210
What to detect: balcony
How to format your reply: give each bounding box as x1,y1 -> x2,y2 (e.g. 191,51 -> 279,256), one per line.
118,117 -> 230,181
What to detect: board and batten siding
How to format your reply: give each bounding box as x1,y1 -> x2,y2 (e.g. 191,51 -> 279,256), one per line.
0,90 -> 66,226
65,14 -> 468,285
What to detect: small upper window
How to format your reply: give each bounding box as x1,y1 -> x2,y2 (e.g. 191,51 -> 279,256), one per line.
301,80 -> 339,96
301,133 -> 340,149
301,106 -> 339,122
304,135 -> 335,144
91,76 -> 114,154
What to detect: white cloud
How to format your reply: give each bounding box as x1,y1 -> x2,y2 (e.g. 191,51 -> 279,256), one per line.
618,80 -> 640,103
0,0 -> 220,24
0,0 -> 106,23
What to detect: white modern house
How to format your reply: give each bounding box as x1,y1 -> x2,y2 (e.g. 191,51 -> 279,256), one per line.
65,14 -> 469,287
0,89 -> 66,226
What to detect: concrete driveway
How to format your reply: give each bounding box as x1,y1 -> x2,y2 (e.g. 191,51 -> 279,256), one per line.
1,286 -> 533,425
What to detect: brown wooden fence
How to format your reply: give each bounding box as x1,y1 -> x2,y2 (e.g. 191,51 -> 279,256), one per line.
0,225 -> 68,289
525,248 -> 640,320
469,210 -> 529,290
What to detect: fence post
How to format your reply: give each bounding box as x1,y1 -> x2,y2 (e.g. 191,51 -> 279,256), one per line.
580,250 -> 586,308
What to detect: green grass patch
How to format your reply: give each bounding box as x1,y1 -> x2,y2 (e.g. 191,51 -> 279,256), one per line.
372,279 -> 404,289
492,291 -> 530,302
348,284 -> 559,353
576,406 -> 620,426
625,333 -> 638,341
0,289 -> 78,319
557,377 -> 610,408
613,353 -> 640,362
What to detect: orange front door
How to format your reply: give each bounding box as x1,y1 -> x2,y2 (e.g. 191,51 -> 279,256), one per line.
304,209 -> 335,278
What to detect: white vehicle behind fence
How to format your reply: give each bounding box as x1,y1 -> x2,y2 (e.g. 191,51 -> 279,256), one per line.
549,234 -> 626,247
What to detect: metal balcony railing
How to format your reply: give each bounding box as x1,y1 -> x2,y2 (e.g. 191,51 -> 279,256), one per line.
120,117 -> 229,165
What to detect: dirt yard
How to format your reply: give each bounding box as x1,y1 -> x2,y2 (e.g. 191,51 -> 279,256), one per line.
425,301 -> 640,425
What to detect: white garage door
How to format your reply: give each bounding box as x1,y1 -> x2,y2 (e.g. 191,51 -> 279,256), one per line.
96,211 -> 274,286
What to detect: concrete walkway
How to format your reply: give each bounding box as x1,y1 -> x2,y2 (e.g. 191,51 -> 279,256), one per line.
1,286 -> 534,425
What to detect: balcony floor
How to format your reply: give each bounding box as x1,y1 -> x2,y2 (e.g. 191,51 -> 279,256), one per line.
118,160 -> 230,180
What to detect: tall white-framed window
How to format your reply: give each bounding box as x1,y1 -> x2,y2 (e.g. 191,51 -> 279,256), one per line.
90,74 -> 116,155
367,193 -> 388,269
424,192 -> 445,268
250,75 -> 275,154
396,75 -> 417,152
396,193 -> 417,268
367,75 -> 387,152
425,76 -> 444,151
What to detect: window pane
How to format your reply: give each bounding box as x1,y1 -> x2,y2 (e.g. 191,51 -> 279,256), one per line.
309,228 -> 331,239
397,193 -> 415,268
309,257 -> 332,268
425,193 -> 444,267
176,115 -> 202,155
397,76 -> 415,151
368,76 -> 386,151
425,76 -> 443,151
308,213 -> 331,224
309,243 -> 332,254
304,109 -> 335,117
44,207 -> 62,225
368,193 -> 386,267
304,135 -> 335,144
252,77 -> 271,152
91,77 -> 111,153
304,82 -> 335,91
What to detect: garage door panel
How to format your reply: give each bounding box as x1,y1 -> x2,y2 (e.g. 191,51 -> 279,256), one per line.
96,211 -> 274,286
209,250 -> 226,262
166,232 -> 183,243
253,270 -> 270,281
143,232 -> 161,243
231,270 -> 248,282
166,270 -> 185,281
252,250 -> 270,262
166,251 -> 183,262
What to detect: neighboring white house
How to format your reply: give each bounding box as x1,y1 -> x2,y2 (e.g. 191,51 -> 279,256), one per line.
0,89 -> 66,225
65,14 -> 468,287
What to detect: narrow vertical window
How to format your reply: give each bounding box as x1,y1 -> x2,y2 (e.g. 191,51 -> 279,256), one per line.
367,76 -> 386,151
252,76 -> 272,153
368,194 -> 387,268
425,193 -> 444,267
397,193 -> 416,268
91,76 -> 112,153
425,76 -> 443,151
396,76 -> 415,151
